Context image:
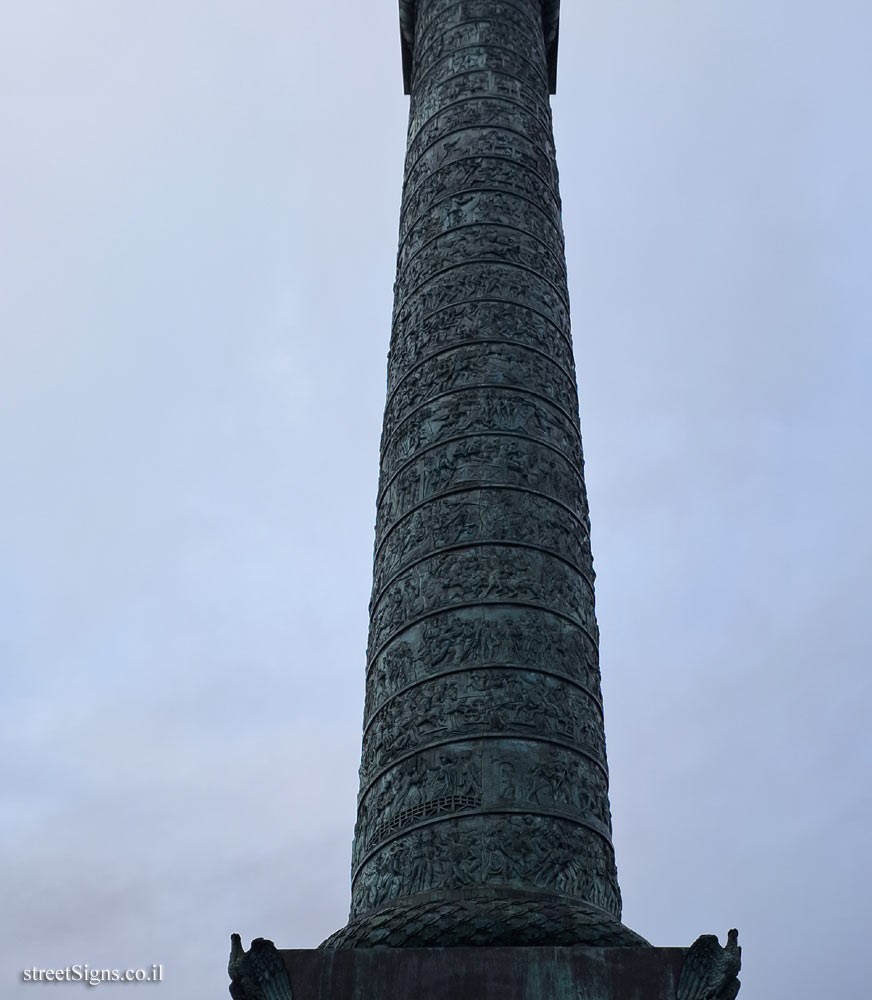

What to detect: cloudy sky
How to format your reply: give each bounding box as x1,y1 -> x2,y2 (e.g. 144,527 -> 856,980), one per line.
2,1 -> 870,997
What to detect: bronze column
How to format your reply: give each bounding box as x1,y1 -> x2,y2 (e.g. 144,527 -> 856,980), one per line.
325,0 -> 646,948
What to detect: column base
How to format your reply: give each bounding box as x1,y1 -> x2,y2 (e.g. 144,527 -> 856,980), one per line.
320,890 -> 648,948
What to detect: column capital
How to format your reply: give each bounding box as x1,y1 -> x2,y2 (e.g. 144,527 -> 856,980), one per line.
399,0 -> 560,94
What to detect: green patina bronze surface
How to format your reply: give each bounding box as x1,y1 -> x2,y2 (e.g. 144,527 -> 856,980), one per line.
326,0 -> 642,949
228,4 -> 743,995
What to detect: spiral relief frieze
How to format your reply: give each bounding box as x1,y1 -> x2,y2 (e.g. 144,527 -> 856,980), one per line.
329,0 -> 640,948
397,217 -> 567,295
382,341 -> 579,435
370,487 -> 591,598
386,299 -> 576,390
376,435 -> 589,548
364,606 -> 603,717
349,814 -> 621,921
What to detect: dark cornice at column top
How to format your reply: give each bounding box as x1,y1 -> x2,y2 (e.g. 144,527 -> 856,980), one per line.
399,0 -> 560,95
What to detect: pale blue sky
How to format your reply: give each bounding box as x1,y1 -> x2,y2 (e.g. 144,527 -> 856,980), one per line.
2,1 -> 870,997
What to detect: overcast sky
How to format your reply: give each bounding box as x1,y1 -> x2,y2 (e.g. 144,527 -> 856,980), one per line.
2,1 -> 870,997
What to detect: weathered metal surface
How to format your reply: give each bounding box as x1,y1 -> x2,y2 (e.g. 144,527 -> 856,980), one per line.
399,1 -> 560,93
229,933 -> 741,998
325,0 -> 639,948
281,946 -> 687,1000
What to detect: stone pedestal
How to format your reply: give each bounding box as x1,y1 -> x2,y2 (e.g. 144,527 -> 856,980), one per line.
229,931 -> 740,1000
279,945 -> 686,1000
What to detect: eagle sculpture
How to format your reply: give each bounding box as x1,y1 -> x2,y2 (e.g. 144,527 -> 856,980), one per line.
228,934 -> 293,1000
677,928 -> 742,1000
